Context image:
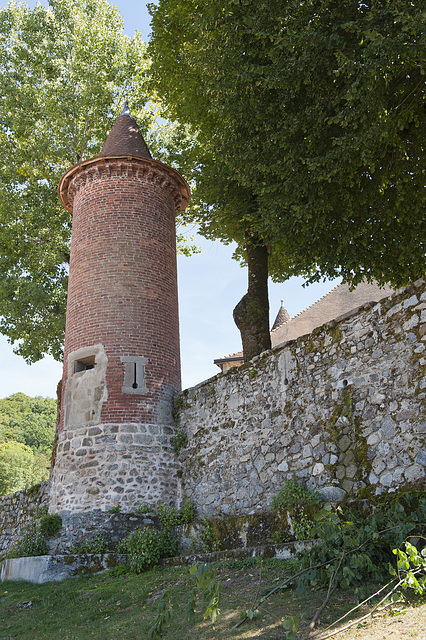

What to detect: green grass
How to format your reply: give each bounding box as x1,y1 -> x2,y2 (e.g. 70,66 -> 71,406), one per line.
0,559 -> 424,639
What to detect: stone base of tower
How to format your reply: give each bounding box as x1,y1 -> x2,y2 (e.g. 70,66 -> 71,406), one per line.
49,423 -> 181,514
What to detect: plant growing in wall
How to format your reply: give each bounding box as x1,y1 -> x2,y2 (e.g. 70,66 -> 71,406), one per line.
5,511 -> 62,559
270,478 -> 323,542
201,519 -> 221,553
38,513 -> 62,538
116,500 -> 196,573
71,533 -> 108,555
117,527 -> 179,573
172,426 -> 187,454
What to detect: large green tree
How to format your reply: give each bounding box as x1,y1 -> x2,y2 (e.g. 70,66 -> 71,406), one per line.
148,0 -> 425,360
0,0 -> 197,365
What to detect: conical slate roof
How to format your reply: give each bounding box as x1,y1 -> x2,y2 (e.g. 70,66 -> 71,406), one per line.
271,300 -> 290,331
59,103 -> 191,213
99,103 -> 152,159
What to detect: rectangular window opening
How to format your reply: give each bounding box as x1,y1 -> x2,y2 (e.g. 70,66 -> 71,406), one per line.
74,355 -> 96,374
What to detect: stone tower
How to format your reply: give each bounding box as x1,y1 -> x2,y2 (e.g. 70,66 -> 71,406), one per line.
49,105 -> 190,514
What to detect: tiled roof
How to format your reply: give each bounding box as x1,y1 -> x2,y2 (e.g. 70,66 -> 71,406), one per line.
99,113 -> 152,159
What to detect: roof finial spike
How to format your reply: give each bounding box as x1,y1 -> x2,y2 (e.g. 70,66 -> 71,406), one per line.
121,100 -> 131,116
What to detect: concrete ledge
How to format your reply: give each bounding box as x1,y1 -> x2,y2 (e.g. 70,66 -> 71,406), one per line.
161,540 -> 317,567
0,541 -> 317,584
0,553 -> 126,584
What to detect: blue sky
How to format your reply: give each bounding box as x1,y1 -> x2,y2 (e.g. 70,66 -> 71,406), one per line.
0,0 -> 338,398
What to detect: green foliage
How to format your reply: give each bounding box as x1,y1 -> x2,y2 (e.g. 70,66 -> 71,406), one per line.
117,501 -> 194,574
391,541 -> 426,595
149,0 -> 425,322
188,563 -> 221,624
0,440 -> 49,495
0,0 -> 196,364
179,500 -> 196,525
292,506 -> 319,541
136,502 -> 153,514
72,533 -> 108,555
38,513 -> 62,538
118,526 -> 179,574
171,426 -> 186,454
0,0 -> 150,362
0,393 -> 56,455
108,504 -> 121,514
157,500 -> 195,527
5,520 -> 48,559
270,478 -> 323,541
297,492 -> 426,596
157,503 -> 182,528
201,519 -> 221,553
4,508 -> 58,559
282,614 -> 300,640
271,478 -> 322,511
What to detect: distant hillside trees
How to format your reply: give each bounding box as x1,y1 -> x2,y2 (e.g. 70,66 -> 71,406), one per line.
0,393 -> 56,495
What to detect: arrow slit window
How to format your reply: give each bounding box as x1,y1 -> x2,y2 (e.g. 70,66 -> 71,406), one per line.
121,356 -> 148,394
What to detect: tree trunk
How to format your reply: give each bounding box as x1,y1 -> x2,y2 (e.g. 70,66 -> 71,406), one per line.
233,239 -> 271,363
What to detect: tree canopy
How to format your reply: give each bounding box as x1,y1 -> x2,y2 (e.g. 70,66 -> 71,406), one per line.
149,0 -> 425,356
0,0 -> 198,365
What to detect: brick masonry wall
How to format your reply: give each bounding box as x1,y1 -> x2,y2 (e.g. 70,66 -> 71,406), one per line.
177,280 -> 426,517
60,159 -> 181,430
0,483 -> 49,554
49,158 -> 183,515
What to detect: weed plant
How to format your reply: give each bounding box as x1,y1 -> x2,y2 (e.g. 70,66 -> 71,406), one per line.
71,532 -> 108,555
117,526 -> 179,573
5,510 -> 61,558
38,513 -> 62,537
5,521 -> 48,558
271,477 -> 322,510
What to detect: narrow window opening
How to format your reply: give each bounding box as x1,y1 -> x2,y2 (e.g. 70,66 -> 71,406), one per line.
121,356 -> 148,395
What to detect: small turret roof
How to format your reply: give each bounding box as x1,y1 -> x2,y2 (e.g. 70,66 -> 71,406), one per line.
271,300 -> 290,331
99,102 -> 152,159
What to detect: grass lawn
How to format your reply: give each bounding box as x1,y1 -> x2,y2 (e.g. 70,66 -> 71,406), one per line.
0,559 -> 425,639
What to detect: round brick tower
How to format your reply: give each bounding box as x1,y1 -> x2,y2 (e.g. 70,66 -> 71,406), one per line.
49,105 -> 190,514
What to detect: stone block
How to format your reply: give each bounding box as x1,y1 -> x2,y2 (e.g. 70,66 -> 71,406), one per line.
405,464 -> 424,483
312,463 -> 324,476
133,434 -> 154,445
338,435 -> 351,452
416,450 -> 426,466
380,473 -> 393,487
319,486 -> 346,502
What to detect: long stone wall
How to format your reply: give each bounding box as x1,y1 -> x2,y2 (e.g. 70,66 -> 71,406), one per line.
177,280 -> 426,517
0,483 -> 49,554
2,281 -> 426,557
